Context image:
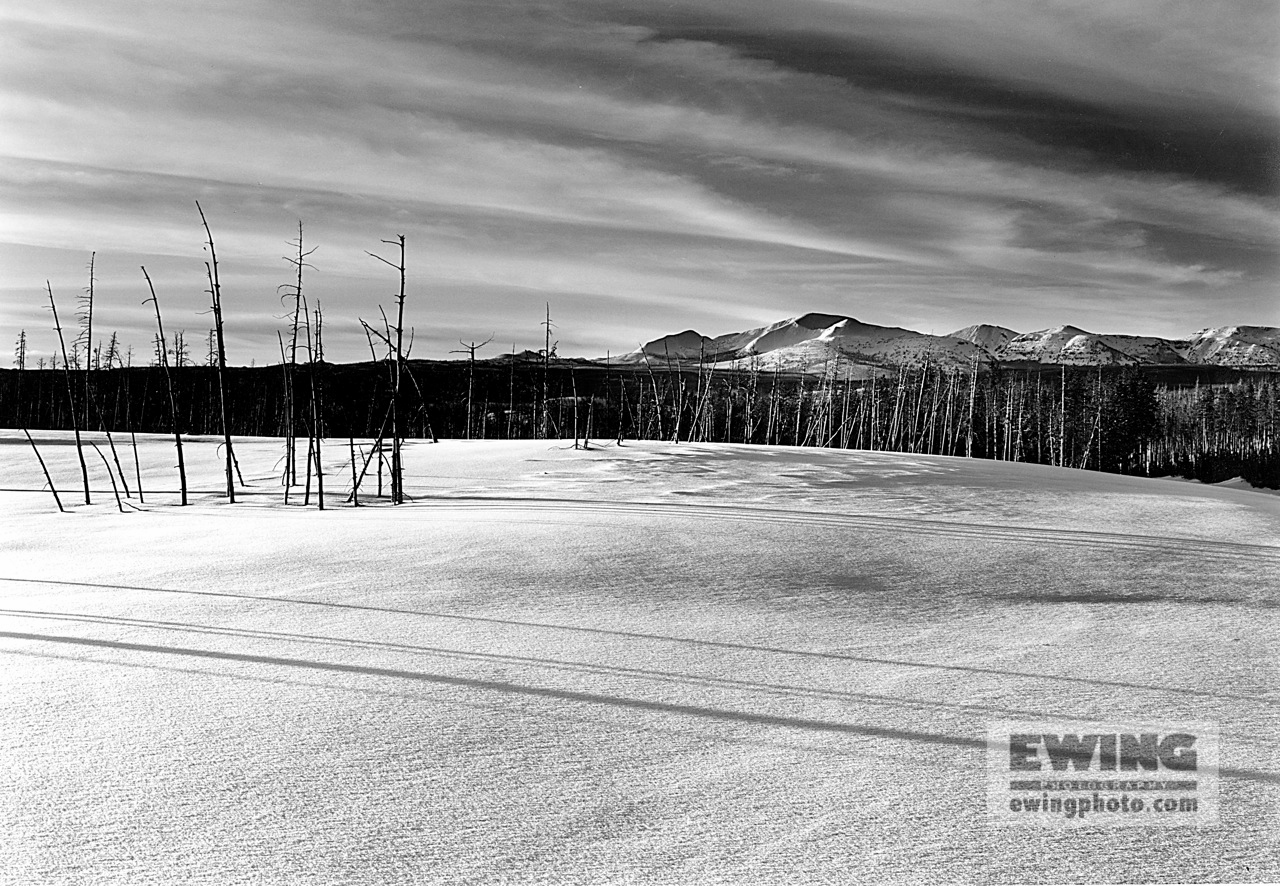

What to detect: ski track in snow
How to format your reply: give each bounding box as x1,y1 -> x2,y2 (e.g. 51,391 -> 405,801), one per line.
1,432 -> 1277,884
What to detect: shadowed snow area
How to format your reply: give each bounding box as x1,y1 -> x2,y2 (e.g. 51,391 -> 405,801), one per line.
2,431 -> 1278,884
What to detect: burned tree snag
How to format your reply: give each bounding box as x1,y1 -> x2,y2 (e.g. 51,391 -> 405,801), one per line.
48,282 -> 91,504
23,429 -> 65,513
142,267 -> 188,505
196,201 -> 236,502
364,235 -> 408,504
91,443 -> 125,513
279,221 -> 316,490
450,336 -> 493,440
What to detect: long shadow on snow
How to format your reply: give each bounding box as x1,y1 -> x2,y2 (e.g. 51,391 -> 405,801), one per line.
0,607 -> 1143,725
0,628 -> 985,750
2,577 -> 1277,709
2,630 -> 1276,787
1,646 -> 956,764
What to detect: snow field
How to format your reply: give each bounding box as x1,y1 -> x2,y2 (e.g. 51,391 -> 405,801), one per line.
1,431 -> 1277,884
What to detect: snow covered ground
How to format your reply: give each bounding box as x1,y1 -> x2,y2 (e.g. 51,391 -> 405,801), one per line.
1,430 -> 1277,884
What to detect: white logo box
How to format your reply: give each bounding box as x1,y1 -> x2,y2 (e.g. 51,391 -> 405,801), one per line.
986,721 -> 1220,827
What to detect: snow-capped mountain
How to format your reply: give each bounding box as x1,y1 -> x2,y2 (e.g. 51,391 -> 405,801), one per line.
950,324 -> 1018,354
618,313 -> 989,374
610,315 -> 1280,373
999,326 -> 1138,365
625,329 -> 717,363
997,326 -> 1280,367
1096,334 -> 1188,365
1177,326 -> 1280,366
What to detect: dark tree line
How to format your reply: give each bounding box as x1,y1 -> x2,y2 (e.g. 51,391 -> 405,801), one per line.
3,359 -> 1278,488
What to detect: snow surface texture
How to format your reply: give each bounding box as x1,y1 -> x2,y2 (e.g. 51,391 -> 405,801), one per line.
2,431 -> 1278,885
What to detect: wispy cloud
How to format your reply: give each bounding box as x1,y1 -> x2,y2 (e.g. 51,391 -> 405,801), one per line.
1,0 -> 1276,362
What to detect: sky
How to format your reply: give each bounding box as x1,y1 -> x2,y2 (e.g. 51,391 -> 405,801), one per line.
1,0 -> 1277,365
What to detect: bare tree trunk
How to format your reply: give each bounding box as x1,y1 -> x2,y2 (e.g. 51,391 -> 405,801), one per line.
794,377 -> 804,446
508,344 -> 516,439
451,336 -> 493,439
570,369 -> 582,449
277,331 -> 293,503
304,435 -> 313,505
103,427 -> 131,497
869,371 -> 878,450
91,443 -> 124,513
24,429 -> 65,512
542,304 -> 554,439
196,202 -> 236,502
48,282 -> 91,504
391,241 -> 406,502
690,340 -> 707,443
840,369 -> 852,448
282,221 -> 314,488
308,300 -> 324,510
81,252 -> 95,429
966,356 -> 977,458
615,354 -> 626,445
142,267 -> 187,505
1059,364 -> 1066,468
365,236 -> 408,503
312,407 -> 323,508
349,437 -> 360,507
131,431 -> 144,504
347,404 -> 392,503
665,344 -> 684,443
641,351 -> 664,441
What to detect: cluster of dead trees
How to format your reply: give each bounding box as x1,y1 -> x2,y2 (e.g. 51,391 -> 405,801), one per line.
15,206 -> 235,511
11,205 -> 423,511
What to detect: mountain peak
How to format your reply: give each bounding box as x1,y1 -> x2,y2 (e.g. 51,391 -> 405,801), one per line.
621,329 -> 716,363
949,324 -> 1018,355
793,312 -> 855,330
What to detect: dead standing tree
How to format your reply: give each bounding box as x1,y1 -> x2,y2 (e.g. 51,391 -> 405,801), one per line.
79,254 -> 132,499
196,201 -> 237,502
299,298 -> 326,510
450,336 -> 493,439
541,304 -> 555,439
363,235 -> 409,504
278,221 -> 317,490
142,266 -> 188,505
23,429 -> 65,513
48,282 -> 91,504
77,253 -> 96,430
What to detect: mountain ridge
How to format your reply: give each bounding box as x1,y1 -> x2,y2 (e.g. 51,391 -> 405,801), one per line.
606,314 -> 1280,374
